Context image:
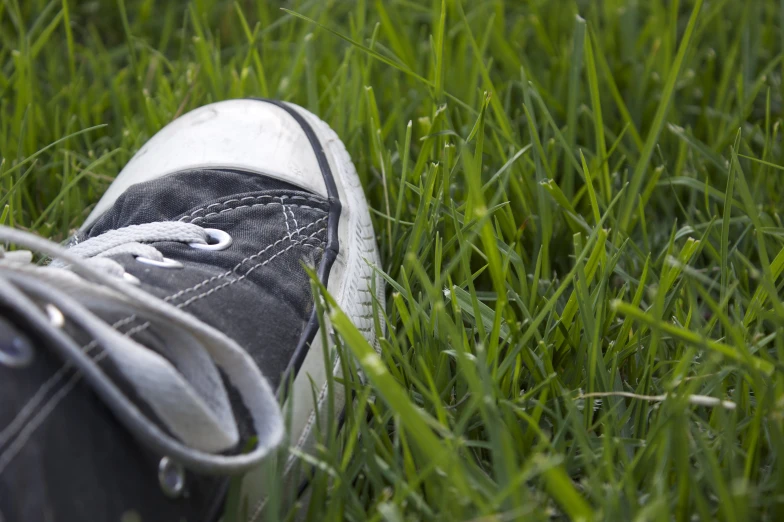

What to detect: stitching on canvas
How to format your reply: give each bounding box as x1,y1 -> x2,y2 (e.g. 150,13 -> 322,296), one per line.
0,350 -> 109,476
188,202 -> 325,225
0,312 -> 138,453
176,228 -> 326,308
287,205 -> 301,240
179,195 -> 326,222
281,202 -> 292,239
0,231 -> 328,472
1,220 -> 328,467
165,215 -> 327,302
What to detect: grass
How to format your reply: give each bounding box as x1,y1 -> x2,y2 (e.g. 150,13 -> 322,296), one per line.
3,0 -> 784,520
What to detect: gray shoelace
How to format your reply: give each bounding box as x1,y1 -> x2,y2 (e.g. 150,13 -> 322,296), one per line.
0,224 -> 283,475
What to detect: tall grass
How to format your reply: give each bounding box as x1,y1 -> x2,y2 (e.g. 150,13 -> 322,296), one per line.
2,0 -> 784,520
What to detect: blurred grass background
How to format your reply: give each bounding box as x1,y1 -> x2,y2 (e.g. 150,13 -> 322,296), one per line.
3,0 -> 784,520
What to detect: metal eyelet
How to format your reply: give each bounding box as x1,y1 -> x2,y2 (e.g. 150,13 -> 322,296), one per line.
136,256 -> 183,269
158,457 -> 185,498
188,228 -> 232,251
0,318 -> 34,369
45,304 -> 65,328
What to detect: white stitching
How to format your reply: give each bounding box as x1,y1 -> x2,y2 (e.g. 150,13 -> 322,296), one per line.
179,195 -> 326,222
0,212 -> 328,468
281,202 -> 292,239
165,216 -> 327,302
0,313 -> 137,453
0,364 -> 81,451
188,202 -> 325,224
182,195 -> 325,220
0,362 -> 79,451
177,228 -> 325,308
128,227 -> 327,344
0,230 -> 327,473
106,229 -> 328,365
287,205 -> 300,239
0,351 -> 109,475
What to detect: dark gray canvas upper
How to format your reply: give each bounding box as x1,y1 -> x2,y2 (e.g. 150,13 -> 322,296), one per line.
0,168 -> 328,521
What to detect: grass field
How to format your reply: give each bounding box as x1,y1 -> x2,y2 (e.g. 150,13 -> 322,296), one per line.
3,0 -> 784,520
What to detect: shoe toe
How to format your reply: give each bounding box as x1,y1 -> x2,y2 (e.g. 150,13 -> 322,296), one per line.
83,99 -> 327,230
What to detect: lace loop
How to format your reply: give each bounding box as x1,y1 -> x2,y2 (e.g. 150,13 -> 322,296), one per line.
51,222 -> 209,268
0,225 -> 282,475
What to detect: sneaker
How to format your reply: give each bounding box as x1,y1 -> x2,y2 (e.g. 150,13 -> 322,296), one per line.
0,99 -> 384,521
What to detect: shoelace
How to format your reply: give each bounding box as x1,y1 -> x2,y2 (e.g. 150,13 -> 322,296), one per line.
51,221 -> 210,274
0,224 -> 283,475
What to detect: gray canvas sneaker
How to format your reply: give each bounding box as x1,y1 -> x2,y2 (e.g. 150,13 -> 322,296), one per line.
0,99 -> 384,521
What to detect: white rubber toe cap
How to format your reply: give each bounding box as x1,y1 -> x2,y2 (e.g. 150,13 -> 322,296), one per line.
81,99 -> 327,230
